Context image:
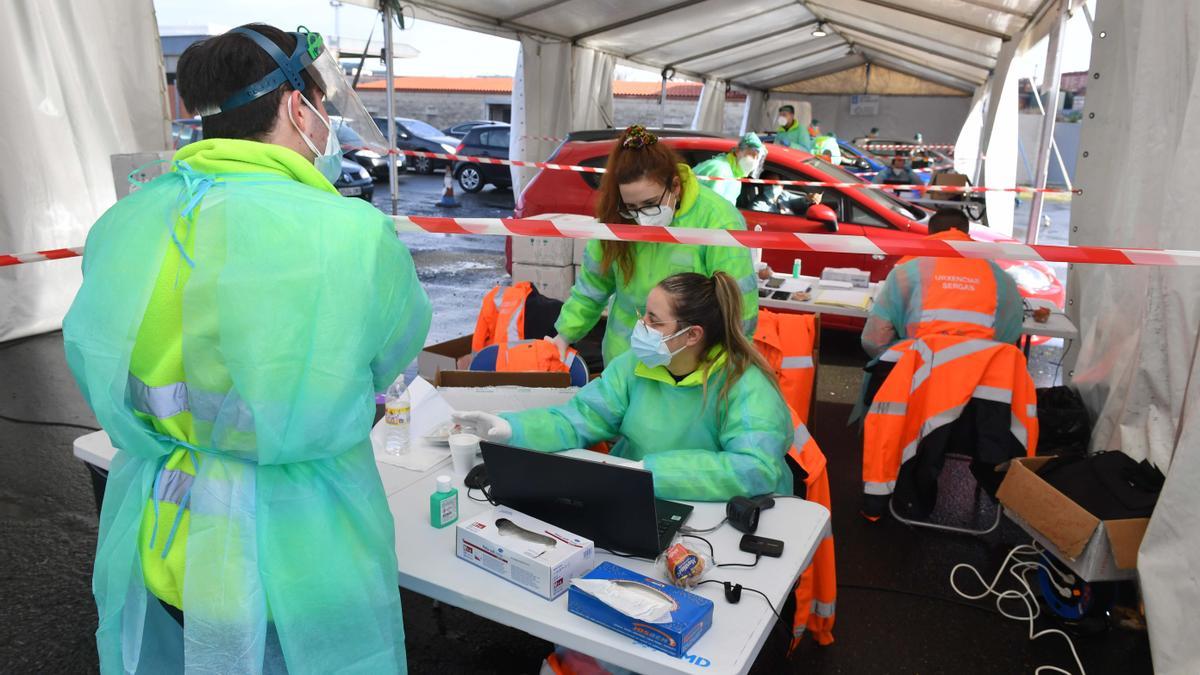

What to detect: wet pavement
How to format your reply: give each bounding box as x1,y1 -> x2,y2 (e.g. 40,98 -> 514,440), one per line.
0,177 -> 1150,673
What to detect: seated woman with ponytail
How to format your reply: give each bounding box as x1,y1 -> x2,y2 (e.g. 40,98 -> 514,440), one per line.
455,271 -> 792,501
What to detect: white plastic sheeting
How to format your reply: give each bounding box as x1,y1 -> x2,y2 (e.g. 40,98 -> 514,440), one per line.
0,0 -> 170,341
981,41 -> 1020,237
691,77 -> 727,133
1066,0 -> 1200,672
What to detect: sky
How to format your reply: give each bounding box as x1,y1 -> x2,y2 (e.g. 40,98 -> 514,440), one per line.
154,0 -> 1095,82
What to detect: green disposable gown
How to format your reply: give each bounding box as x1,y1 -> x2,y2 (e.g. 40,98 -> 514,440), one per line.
555,164 -> 759,365
63,138 -> 431,674
692,152 -> 745,205
501,350 -> 793,501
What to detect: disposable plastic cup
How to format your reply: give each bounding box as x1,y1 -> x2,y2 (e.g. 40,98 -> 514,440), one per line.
449,433 -> 482,477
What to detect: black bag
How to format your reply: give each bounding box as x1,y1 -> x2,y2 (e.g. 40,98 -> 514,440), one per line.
1035,386 -> 1091,456
1037,451 -> 1164,520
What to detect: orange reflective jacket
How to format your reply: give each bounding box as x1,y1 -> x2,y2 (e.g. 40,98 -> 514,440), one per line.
754,310 -> 818,424
787,411 -> 836,648
473,282 -> 533,351
494,339 -> 580,375
900,230 -> 1000,341
863,335 -> 1037,517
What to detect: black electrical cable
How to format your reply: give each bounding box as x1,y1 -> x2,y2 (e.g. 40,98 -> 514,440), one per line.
717,554 -> 761,569
680,533 -> 761,569
0,413 -> 100,432
698,579 -> 791,644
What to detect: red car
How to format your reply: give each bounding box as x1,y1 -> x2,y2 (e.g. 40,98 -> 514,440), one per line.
513,131 -> 1065,333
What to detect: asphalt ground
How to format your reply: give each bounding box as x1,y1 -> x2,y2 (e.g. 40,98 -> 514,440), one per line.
0,175 -> 1150,673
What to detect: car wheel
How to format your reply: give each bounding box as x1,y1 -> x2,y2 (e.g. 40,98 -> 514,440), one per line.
457,165 -> 484,193
414,155 -> 434,174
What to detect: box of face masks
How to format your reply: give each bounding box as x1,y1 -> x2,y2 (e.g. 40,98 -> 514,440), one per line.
456,505 -> 594,600
567,561 -> 714,659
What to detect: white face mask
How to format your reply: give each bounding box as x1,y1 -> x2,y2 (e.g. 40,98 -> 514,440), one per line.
289,94 -> 342,183
626,189 -> 677,227
776,115 -> 789,127
737,154 -> 759,175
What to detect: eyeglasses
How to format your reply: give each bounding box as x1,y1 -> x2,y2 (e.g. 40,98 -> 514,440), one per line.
636,308 -> 683,332
618,185 -> 672,220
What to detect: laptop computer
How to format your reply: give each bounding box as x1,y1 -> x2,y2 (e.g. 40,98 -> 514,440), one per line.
480,441 -> 694,558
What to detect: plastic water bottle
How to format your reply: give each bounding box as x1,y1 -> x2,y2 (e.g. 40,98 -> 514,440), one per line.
384,375 -> 411,455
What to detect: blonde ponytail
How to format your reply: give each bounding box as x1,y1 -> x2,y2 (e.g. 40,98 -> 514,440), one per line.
657,271 -> 777,413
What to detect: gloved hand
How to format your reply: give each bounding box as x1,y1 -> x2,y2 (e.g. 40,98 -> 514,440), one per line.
451,411 -> 512,442
546,334 -> 569,361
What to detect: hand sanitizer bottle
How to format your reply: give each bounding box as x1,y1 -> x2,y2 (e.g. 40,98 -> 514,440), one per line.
430,475 -> 458,528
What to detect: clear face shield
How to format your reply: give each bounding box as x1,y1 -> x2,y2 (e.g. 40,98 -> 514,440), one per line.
196,26 -> 389,156
306,47 -> 389,156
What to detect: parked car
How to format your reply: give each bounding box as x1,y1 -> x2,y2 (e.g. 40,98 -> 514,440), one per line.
859,138 -> 955,173
514,132 -> 1064,334
332,116 -> 392,179
334,157 -> 375,201
372,116 -> 461,174
171,119 -> 203,149
454,123 -> 513,193
444,120 -> 495,139
171,118 -> 374,201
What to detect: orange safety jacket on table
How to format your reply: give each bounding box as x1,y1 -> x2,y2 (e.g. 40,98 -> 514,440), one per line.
754,309 -> 818,424
862,334 -> 1038,520
787,411 -> 836,648
473,281 -> 533,351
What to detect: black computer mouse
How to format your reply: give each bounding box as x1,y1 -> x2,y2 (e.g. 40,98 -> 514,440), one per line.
464,463 -> 490,490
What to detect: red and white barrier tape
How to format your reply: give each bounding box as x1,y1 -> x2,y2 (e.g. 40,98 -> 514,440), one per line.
6,217 -> 1199,268
0,247 -> 84,268
860,143 -> 956,150
388,148 -> 1077,195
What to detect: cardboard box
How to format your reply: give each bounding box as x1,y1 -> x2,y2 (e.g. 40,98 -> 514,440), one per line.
513,237 -> 575,266
997,457 -> 1149,581
436,370 -> 571,388
418,334 -> 475,382
568,561 -> 714,659
512,263 -> 575,302
456,505 -> 594,600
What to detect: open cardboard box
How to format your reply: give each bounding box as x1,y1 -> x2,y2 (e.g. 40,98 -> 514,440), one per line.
418,335 -> 475,382
997,456 -> 1150,582
435,370 -> 571,388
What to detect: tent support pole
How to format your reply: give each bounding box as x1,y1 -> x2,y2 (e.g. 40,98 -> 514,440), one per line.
383,4 -> 399,216
1025,0 -> 1069,244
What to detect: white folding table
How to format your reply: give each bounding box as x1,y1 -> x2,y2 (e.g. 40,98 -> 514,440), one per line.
71,387 -> 829,675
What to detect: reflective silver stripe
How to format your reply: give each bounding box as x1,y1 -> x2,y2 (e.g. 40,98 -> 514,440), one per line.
916,404 -> 967,451
742,314 -> 758,336
506,309 -> 521,344
794,424 -> 812,448
782,355 -> 814,369
575,275 -> 611,304
869,400 -> 907,416
863,480 -> 895,495
128,374 -> 189,419
1027,404 -> 1037,418
494,289 -> 522,343
189,389 -> 256,434
811,600 -> 836,617
918,309 -> 995,328
582,248 -> 604,275
793,626 -> 807,638
911,338 -> 999,393
155,468 -> 194,506
1011,414 -> 1029,448
972,385 -> 1012,403
738,273 -> 758,295
879,348 -> 905,363
910,339 -> 935,392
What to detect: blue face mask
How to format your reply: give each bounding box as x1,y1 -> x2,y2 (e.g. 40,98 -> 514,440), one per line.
290,95 -> 342,184
630,319 -> 690,368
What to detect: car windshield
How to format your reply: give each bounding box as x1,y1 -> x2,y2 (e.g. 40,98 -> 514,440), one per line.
401,119 -> 444,138
802,157 -> 925,220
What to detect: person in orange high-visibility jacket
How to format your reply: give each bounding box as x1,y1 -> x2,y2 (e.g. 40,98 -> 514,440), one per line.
861,209 -> 1022,357
862,333 -> 1037,519
786,410 -> 836,648
473,281 -> 533,351
754,310 -> 818,425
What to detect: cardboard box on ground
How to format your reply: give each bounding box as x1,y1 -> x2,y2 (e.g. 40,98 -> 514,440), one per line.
997,457 -> 1150,582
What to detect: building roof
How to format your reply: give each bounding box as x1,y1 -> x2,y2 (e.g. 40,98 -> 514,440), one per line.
356,76 -> 745,100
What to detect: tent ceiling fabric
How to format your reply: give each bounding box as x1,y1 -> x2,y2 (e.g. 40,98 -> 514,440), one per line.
356,0 -> 1053,92
773,63 -> 971,96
